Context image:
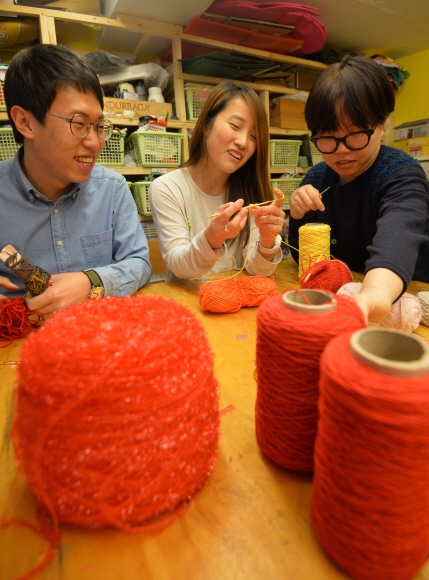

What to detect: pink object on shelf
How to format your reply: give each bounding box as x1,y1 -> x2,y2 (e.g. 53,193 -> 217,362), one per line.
205,1 -> 327,56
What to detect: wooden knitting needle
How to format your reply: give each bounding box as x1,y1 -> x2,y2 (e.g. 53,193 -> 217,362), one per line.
207,198 -> 284,219
207,186 -> 329,219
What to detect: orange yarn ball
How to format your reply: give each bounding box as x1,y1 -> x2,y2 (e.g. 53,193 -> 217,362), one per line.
13,295 -> 220,533
237,275 -> 278,307
300,259 -> 353,293
199,278 -> 243,313
199,275 -> 278,313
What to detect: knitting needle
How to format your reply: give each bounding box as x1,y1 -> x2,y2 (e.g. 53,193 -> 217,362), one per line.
207,198 -> 284,219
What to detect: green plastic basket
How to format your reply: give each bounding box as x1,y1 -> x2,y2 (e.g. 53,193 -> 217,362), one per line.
270,139 -> 301,167
0,128 -> 20,161
309,141 -> 324,165
97,129 -> 126,166
131,181 -> 152,216
184,83 -> 214,121
270,178 -> 302,206
127,131 -> 183,167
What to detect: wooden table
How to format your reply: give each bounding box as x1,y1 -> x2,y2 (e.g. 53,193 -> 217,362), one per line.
1,260 -> 429,580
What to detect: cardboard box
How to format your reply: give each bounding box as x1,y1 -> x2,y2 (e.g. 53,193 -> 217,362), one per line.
103,97 -> 172,119
295,70 -> 320,91
270,99 -> 307,130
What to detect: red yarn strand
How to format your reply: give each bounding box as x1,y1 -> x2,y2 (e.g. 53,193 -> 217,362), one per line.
255,292 -> 366,472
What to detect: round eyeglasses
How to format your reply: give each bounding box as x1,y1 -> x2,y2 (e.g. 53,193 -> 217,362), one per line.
45,112 -> 114,141
310,128 -> 375,154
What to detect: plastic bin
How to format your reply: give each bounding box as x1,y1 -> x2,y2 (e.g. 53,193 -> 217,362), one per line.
184,83 -> 214,121
131,181 -> 152,216
0,128 -> 20,161
309,142 -> 324,165
97,129 -> 126,166
270,139 -> 301,167
127,131 -> 183,167
0,78 -> 5,111
270,178 -> 302,206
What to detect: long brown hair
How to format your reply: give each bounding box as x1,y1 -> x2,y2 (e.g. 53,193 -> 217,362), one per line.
182,81 -> 271,207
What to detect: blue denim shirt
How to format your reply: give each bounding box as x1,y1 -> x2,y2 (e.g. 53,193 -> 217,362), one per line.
0,149 -> 152,297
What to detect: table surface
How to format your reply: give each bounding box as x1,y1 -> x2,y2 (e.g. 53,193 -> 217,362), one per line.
1,259 -> 429,580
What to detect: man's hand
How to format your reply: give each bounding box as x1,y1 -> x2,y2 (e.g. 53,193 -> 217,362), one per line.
25,272 -> 92,315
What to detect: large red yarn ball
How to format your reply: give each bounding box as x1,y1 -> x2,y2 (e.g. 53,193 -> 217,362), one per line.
13,295 -> 220,531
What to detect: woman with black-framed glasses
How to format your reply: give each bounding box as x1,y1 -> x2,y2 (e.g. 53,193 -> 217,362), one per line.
288,53 -> 429,325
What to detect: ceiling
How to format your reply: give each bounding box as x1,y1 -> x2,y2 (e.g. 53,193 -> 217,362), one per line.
105,0 -> 429,60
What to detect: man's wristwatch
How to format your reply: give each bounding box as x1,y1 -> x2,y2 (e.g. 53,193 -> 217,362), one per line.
83,269 -> 105,299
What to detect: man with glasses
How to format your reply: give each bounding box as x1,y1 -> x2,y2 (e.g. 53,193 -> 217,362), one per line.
0,44 -> 151,313
288,53 -> 429,325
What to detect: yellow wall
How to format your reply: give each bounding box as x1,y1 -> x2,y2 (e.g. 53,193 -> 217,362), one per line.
393,48 -> 429,128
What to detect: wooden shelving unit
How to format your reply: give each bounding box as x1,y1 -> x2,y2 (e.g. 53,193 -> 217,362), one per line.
0,3 -> 323,176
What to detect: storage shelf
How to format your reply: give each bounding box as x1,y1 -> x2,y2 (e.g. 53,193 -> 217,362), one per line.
0,6 -> 324,175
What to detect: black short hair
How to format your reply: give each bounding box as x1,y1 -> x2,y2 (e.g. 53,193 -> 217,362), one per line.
305,53 -> 395,135
4,44 -> 104,144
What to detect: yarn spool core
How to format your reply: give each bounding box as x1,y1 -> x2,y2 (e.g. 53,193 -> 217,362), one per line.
350,327 -> 429,378
282,289 -> 337,314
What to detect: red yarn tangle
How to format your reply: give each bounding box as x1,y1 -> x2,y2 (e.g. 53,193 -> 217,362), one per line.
300,259 -> 353,293
199,275 -> 278,313
0,297 -> 44,348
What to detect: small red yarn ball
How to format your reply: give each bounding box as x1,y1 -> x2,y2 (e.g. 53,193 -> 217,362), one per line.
300,259 -> 353,293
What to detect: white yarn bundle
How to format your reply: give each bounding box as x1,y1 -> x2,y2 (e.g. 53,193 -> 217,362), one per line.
338,282 -> 422,332
417,291 -> 429,327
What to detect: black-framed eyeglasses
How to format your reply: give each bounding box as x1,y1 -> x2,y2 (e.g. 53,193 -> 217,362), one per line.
45,112 -> 114,141
310,128 -> 375,154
